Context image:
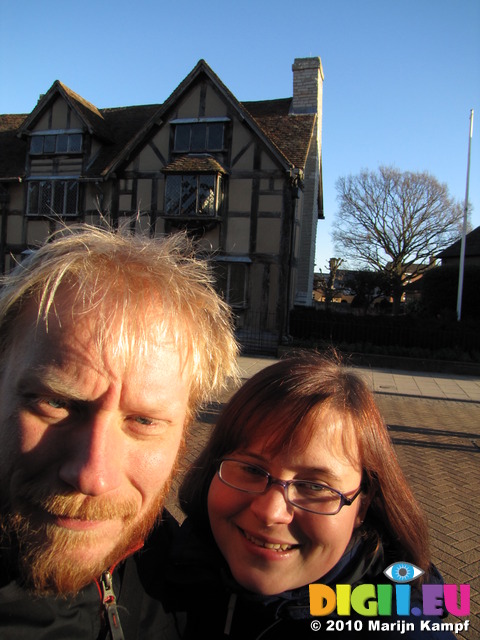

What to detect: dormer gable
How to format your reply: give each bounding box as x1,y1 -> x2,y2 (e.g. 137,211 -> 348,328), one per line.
17,80 -> 113,143
105,59 -> 302,179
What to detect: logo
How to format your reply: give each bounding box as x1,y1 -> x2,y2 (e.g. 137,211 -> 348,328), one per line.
309,561 -> 471,634
383,561 -> 424,583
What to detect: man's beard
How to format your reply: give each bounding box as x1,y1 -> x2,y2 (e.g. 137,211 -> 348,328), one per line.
1,479 -> 171,597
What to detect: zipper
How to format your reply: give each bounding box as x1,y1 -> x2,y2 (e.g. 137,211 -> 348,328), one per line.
224,592 -> 237,636
99,570 -> 126,640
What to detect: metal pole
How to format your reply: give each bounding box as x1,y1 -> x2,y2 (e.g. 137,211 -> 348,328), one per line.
456,109 -> 474,321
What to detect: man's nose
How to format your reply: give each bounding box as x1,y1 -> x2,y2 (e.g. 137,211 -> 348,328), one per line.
58,411 -> 123,496
250,484 -> 295,525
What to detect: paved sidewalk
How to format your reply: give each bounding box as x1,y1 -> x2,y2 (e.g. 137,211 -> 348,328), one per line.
238,355 -> 480,402
169,356 -> 480,639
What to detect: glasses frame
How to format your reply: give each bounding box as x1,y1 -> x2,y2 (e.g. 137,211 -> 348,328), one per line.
217,458 -> 363,516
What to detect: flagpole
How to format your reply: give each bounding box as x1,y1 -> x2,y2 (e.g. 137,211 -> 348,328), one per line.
456,109 -> 474,321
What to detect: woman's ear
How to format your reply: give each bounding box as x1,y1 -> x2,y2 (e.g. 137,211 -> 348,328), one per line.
354,504 -> 368,529
354,489 -> 373,529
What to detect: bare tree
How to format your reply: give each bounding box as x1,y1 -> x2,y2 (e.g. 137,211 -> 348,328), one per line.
333,166 -> 464,313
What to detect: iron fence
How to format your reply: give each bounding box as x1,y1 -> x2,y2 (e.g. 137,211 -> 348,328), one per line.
234,312 -> 280,355
289,309 -> 480,358
233,308 -> 479,360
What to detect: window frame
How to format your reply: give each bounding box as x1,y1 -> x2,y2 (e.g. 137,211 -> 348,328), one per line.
26,179 -> 80,217
171,118 -> 228,153
214,259 -> 250,309
29,131 -> 83,155
164,173 -> 223,218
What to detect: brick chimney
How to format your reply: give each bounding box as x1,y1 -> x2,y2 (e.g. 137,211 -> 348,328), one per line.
291,57 -> 324,115
291,57 -> 324,307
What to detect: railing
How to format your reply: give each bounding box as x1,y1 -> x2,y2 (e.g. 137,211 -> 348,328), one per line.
234,311 -> 280,355
288,309 -> 480,358
233,307 -> 480,360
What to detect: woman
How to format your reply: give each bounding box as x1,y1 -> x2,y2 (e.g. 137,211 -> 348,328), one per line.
169,352 -> 455,639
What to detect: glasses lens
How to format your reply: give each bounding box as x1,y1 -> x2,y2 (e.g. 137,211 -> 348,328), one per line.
219,460 -> 268,493
288,481 -> 342,514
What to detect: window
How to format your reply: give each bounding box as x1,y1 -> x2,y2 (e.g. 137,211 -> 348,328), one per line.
30,133 -> 83,155
27,180 -> 79,216
215,261 -> 248,308
174,122 -> 224,152
165,174 -> 223,217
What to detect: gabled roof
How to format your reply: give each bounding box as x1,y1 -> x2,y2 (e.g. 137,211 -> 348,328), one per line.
0,60 -> 318,182
17,80 -> 113,142
438,226 -> 480,259
104,59 -> 311,178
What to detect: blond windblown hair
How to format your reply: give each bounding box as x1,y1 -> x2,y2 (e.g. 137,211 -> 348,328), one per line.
0,223 -> 238,415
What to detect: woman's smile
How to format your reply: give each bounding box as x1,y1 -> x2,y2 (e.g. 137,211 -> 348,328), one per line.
239,526 -> 300,553
208,437 -> 365,595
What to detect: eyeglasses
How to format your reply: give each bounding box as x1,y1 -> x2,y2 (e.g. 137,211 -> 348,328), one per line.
217,458 -> 363,515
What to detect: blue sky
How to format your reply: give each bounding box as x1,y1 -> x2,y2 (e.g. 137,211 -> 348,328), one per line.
1,0 -> 479,270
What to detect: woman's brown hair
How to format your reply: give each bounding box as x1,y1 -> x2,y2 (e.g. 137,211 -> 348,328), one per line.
179,350 -> 431,572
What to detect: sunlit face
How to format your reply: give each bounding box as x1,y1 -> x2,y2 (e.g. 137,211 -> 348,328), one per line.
0,296 -> 191,594
208,424 -> 366,595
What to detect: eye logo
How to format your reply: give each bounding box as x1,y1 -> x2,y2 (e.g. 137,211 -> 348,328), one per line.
383,561 -> 424,583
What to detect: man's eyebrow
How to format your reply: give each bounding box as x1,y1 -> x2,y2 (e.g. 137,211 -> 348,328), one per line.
17,369 -> 83,400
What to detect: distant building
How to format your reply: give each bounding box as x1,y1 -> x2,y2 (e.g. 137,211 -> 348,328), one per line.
438,226 -> 480,267
0,58 -> 324,352
313,270 -> 355,305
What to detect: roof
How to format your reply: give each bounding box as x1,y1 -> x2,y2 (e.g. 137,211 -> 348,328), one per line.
163,154 -> 228,174
86,104 -> 160,176
438,226 -> 480,259
242,98 -> 315,169
17,80 -> 114,143
0,61 -> 317,181
0,114 -> 27,180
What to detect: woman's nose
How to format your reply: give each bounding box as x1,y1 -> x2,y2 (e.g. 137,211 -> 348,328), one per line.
249,484 -> 295,525
58,411 -> 123,496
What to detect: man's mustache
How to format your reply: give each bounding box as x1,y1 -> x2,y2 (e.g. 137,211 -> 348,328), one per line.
16,484 -> 138,522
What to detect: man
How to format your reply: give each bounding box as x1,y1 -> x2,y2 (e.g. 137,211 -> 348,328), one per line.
0,224 -> 238,639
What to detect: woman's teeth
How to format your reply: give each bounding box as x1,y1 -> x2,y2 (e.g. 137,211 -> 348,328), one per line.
244,530 -> 294,551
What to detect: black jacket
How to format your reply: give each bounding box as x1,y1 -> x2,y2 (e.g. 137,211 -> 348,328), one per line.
166,518 -> 456,640
0,512 -> 183,640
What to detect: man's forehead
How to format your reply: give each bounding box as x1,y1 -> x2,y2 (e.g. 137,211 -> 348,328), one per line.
5,293 -> 193,390
15,293 -> 165,344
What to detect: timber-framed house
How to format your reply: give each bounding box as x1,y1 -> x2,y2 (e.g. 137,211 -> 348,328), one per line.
0,57 -> 324,353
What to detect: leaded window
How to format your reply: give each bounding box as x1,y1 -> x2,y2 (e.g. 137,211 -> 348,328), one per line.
30,133 -> 83,155
173,123 -> 224,152
27,180 -> 79,216
165,174 -> 222,217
